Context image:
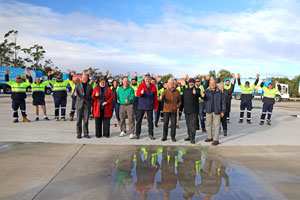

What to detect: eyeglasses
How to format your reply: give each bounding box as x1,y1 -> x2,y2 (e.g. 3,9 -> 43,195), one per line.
16,78 -> 21,79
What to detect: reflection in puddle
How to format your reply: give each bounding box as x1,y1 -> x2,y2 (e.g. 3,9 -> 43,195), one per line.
111,146 -> 280,200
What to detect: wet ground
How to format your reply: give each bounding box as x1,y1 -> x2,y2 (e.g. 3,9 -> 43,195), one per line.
1,142 -> 300,200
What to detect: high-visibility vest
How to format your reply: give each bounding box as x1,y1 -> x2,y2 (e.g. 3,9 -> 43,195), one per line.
90,82 -> 97,89
131,83 -> 139,96
196,85 -> 204,102
176,86 -> 183,95
69,81 -> 76,93
239,85 -> 255,94
50,79 -> 69,92
31,81 -> 49,93
224,84 -> 231,90
110,86 -> 120,103
6,80 -> 30,93
262,87 -> 278,99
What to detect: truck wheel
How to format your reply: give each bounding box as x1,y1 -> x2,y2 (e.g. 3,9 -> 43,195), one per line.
275,95 -> 282,102
45,88 -> 51,95
4,86 -> 11,94
235,94 -> 241,100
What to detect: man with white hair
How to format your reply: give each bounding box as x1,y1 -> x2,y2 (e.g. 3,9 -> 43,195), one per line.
73,74 -> 93,138
160,79 -> 181,142
202,78 -> 226,146
135,74 -> 158,140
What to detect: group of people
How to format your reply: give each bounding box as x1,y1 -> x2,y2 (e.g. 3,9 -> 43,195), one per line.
5,68 -> 281,145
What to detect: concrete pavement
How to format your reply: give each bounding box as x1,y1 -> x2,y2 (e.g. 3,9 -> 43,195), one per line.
0,94 -> 299,146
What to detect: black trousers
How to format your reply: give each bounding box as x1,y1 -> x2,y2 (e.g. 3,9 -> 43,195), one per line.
76,104 -> 90,136
221,115 -> 227,131
185,113 -> 197,140
136,109 -> 154,136
12,99 -> 26,118
163,112 -> 177,139
95,109 -> 110,137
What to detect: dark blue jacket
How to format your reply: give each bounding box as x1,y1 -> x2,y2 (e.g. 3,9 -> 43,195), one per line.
203,89 -> 226,114
137,82 -> 158,110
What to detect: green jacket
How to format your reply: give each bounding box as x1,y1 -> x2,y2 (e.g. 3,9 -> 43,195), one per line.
117,85 -> 135,105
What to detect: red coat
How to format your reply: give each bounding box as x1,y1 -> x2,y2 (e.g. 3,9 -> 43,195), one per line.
92,86 -> 114,118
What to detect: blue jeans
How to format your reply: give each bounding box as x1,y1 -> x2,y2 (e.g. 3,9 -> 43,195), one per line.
198,102 -> 205,129
113,101 -> 120,121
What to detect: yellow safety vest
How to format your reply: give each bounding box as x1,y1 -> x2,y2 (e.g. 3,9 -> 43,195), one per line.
262,87 -> 278,98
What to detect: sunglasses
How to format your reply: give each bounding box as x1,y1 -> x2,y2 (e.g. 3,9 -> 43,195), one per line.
16,77 -> 21,79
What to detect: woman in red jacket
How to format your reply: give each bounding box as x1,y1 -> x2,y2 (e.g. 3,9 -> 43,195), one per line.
92,78 -> 114,138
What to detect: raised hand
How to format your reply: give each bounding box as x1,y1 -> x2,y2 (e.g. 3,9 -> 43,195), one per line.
71,70 -> 75,76
126,72 -> 130,77
107,73 -> 111,79
206,74 -> 210,80
185,74 -> 189,80
119,74 -> 124,78
275,80 -> 279,85
193,88 -> 196,94
232,73 -> 235,78
171,75 -> 175,79
6,69 -> 10,74
264,78 -> 269,82
197,74 -> 201,78
134,72 -> 138,77
87,69 -> 91,74
26,68 -> 31,76
201,77 -> 205,82
217,72 -> 221,77
106,70 -> 109,76
47,71 -> 51,76
256,74 -> 260,79
157,76 -> 162,82
67,69 -> 71,73
237,73 -> 241,79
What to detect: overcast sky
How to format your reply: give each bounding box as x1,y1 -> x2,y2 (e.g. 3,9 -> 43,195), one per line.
1,0 -> 300,78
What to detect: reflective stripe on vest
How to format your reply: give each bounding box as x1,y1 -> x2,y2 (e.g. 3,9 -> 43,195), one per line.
263,87 -> 278,98
11,83 -> 27,93
53,85 -> 67,91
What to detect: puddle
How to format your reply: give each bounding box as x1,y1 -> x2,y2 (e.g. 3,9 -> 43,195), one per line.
110,146 -> 283,200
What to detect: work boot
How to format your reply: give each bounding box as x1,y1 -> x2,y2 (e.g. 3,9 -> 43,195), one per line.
23,117 -> 30,122
202,128 -> 207,133
155,123 -> 158,128
239,119 -> 243,124
247,120 -> 252,124
61,117 -> 65,121
13,118 -> 18,123
267,120 -> 271,126
224,130 -> 227,136
184,138 -> 190,141
70,116 -> 73,121
35,117 -> 39,121
260,121 -> 264,125
226,119 -> 230,123
44,117 -> 49,121
55,117 -> 59,121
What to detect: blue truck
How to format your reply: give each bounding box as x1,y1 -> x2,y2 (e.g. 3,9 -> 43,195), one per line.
0,66 -> 52,94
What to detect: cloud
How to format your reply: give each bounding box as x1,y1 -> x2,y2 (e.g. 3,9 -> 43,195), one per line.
0,0 -> 300,77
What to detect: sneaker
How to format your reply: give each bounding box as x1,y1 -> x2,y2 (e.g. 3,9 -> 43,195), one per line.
134,135 -> 140,139
77,135 -> 81,139
184,138 -> 190,141
44,117 -> 49,121
172,138 -> 176,142
119,131 -> 127,137
161,137 -> 167,141
260,121 -> 264,125
129,134 -> 135,139
35,117 -> 39,121
191,140 -> 195,144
